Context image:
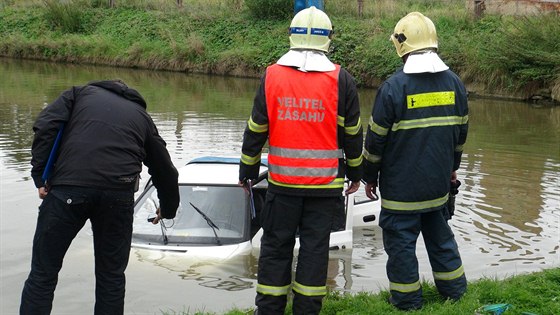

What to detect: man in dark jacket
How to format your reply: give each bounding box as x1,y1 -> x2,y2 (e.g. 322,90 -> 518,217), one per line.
363,12 -> 468,311
239,7 -> 363,315
20,80 -> 180,315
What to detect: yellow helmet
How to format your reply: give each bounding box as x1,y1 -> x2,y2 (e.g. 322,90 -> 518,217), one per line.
289,6 -> 333,53
391,12 -> 438,57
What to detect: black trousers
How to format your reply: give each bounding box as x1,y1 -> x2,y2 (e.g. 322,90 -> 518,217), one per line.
256,191 -> 342,315
20,185 -> 134,315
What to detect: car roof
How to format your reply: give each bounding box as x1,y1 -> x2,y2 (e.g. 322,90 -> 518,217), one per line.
178,156 -> 268,185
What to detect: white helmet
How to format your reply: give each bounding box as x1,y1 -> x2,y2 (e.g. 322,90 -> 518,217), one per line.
391,12 -> 438,57
289,6 -> 333,53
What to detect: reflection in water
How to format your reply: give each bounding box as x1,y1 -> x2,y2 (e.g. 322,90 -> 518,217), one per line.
455,98 -> 560,269
1,58 -> 559,314
134,250 -> 257,292
133,248 -> 356,295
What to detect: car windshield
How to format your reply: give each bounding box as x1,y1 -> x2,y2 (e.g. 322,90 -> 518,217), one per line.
132,184 -> 250,246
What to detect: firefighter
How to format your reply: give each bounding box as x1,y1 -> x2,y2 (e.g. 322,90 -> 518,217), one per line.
238,6 -> 363,315
363,12 -> 469,310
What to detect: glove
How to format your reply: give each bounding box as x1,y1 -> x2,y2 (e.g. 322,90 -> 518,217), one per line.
446,179 -> 462,219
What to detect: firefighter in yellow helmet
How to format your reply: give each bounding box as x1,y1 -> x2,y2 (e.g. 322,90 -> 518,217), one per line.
239,6 -> 363,315
363,12 -> 468,310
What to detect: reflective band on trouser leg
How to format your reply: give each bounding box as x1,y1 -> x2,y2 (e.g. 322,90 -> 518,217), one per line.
433,265 -> 467,301
433,265 -> 464,281
256,283 -> 291,296
389,280 -> 421,293
292,281 -> 327,297
292,281 -> 327,313
388,280 -> 423,310
256,283 -> 291,315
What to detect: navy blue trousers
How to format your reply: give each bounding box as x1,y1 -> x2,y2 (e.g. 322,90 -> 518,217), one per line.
379,208 -> 467,310
20,185 -> 134,315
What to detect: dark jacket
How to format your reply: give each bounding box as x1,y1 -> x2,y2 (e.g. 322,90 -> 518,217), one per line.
239,66 -> 363,197
31,80 -> 179,218
363,67 -> 469,213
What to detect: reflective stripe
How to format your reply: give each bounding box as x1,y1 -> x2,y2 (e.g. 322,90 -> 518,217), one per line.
269,146 -> 343,159
265,64 -> 340,186
269,164 -> 337,177
289,27 -> 331,37
241,152 -> 261,166
433,265 -> 465,281
392,115 -> 468,131
382,193 -> 449,211
290,27 -> 307,34
338,115 -> 362,135
248,116 -> 268,133
337,115 -> 344,127
363,149 -> 382,163
292,281 -> 327,297
310,28 -> 331,36
455,144 -> 464,152
344,117 -> 362,135
268,177 -> 344,189
369,117 -> 389,136
256,283 -> 290,296
389,280 -> 421,293
407,91 -> 455,109
347,155 -> 363,167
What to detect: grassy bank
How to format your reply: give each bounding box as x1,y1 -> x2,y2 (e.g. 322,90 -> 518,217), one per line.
177,267 -> 560,315
0,0 -> 559,103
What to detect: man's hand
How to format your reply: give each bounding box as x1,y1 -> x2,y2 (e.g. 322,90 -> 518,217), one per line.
38,187 -> 48,199
345,181 -> 360,195
239,179 -> 252,194
451,170 -> 457,184
151,208 -> 162,225
365,182 -> 379,201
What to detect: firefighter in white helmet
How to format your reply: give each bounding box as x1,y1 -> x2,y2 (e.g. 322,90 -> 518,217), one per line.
363,12 -> 469,311
239,6 -> 363,315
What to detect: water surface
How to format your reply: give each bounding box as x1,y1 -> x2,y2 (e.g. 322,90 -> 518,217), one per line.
1,58 -> 558,314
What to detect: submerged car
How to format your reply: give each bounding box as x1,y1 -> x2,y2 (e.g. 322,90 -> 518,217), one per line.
132,156 -> 380,259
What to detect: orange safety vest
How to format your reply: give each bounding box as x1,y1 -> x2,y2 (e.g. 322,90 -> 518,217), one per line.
265,63 -> 341,186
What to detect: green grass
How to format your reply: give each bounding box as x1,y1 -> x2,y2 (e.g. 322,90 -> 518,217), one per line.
169,267 -> 560,314
0,0 -> 558,102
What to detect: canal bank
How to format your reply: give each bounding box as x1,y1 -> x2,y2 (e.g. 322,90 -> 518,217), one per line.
0,0 -> 559,104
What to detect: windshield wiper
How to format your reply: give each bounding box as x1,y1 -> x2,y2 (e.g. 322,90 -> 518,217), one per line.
189,202 -> 221,245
